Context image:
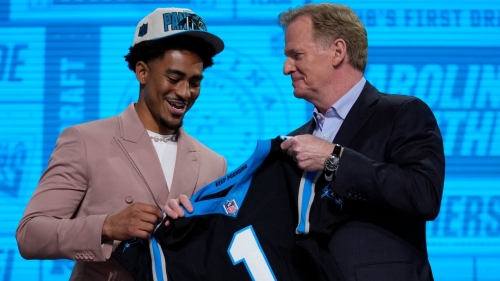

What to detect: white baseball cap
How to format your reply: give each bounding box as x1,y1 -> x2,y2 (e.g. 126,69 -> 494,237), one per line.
133,7 -> 224,54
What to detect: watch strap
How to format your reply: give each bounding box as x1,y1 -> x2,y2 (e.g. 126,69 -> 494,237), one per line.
331,144 -> 342,157
324,144 -> 342,181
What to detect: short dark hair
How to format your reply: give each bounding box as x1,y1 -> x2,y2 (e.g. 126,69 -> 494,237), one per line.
124,34 -> 216,71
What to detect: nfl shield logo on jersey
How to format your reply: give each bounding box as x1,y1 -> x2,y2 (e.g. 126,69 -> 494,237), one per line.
223,199 -> 239,216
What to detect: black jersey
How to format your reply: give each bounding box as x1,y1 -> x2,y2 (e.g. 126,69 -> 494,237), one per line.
113,137 -> 327,281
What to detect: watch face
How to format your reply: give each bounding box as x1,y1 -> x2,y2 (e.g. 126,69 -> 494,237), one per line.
325,155 -> 340,171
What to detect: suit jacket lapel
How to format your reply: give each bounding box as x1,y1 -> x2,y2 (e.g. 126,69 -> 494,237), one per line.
333,81 -> 378,146
169,128 -> 200,200
115,104 -> 169,207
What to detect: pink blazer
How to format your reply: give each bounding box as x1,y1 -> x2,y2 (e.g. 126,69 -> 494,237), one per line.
16,104 -> 227,280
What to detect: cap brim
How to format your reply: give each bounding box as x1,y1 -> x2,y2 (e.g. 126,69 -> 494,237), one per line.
152,30 -> 224,55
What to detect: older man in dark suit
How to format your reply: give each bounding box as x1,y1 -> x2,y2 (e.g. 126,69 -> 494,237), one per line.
278,3 -> 445,281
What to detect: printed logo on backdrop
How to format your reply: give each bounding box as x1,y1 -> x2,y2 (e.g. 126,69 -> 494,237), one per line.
43,27 -> 100,168
0,142 -> 27,198
44,260 -> 75,280
353,9 -> 500,27
427,194 -> 500,255
0,29 -> 45,102
116,49 -> 292,169
233,0 -> 304,20
365,47 -> 500,176
0,249 -> 15,280
270,31 -> 285,58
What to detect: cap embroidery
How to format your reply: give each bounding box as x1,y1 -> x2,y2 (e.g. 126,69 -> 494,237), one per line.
163,12 -> 207,32
138,23 -> 148,37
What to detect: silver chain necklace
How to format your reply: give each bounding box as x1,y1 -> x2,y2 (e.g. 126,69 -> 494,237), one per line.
150,135 -> 178,143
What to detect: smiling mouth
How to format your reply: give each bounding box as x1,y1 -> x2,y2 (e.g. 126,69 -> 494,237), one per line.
291,78 -> 301,87
165,99 -> 189,115
167,99 -> 188,109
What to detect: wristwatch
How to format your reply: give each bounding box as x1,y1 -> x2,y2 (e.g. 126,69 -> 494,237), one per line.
324,144 -> 342,181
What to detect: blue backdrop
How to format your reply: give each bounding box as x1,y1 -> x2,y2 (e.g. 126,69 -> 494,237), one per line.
1,0 -> 499,280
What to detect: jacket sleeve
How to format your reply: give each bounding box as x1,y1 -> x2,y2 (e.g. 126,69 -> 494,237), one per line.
16,126 -> 111,261
334,98 -> 445,220
220,156 -> 228,176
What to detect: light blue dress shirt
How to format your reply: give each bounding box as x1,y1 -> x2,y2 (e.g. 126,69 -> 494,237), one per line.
313,78 -> 366,143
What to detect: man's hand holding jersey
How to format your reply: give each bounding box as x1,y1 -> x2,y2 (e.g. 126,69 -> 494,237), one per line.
281,135 -> 342,171
102,203 -> 163,241
101,194 -> 194,241
163,195 -> 194,227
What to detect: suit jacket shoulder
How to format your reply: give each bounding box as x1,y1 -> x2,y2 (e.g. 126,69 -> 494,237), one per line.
169,129 -> 227,199
377,91 -> 434,117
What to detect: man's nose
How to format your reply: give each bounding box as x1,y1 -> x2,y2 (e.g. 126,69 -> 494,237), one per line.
175,81 -> 191,99
283,57 -> 294,75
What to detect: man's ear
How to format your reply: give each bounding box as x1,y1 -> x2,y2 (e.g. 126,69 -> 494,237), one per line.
135,61 -> 148,84
330,38 -> 347,67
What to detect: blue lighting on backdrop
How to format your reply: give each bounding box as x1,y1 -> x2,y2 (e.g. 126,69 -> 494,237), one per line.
0,0 -> 499,280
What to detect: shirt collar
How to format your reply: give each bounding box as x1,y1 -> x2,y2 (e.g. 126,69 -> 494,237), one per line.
313,77 -> 366,123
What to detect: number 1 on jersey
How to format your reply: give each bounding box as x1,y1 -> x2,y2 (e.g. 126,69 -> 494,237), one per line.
228,225 -> 276,281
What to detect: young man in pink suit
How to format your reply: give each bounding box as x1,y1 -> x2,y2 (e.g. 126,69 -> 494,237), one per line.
16,7 -> 227,280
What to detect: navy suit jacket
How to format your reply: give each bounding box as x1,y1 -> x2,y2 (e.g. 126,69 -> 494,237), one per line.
290,81 -> 445,281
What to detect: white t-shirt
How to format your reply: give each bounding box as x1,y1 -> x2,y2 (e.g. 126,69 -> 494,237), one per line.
147,130 -> 178,190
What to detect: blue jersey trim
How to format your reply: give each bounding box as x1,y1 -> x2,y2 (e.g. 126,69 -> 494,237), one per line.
184,139 -> 271,218
150,236 -> 167,281
296,171 -> 318,234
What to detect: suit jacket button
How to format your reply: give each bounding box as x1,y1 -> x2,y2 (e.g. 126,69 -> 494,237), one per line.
125,196 -> 133,204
